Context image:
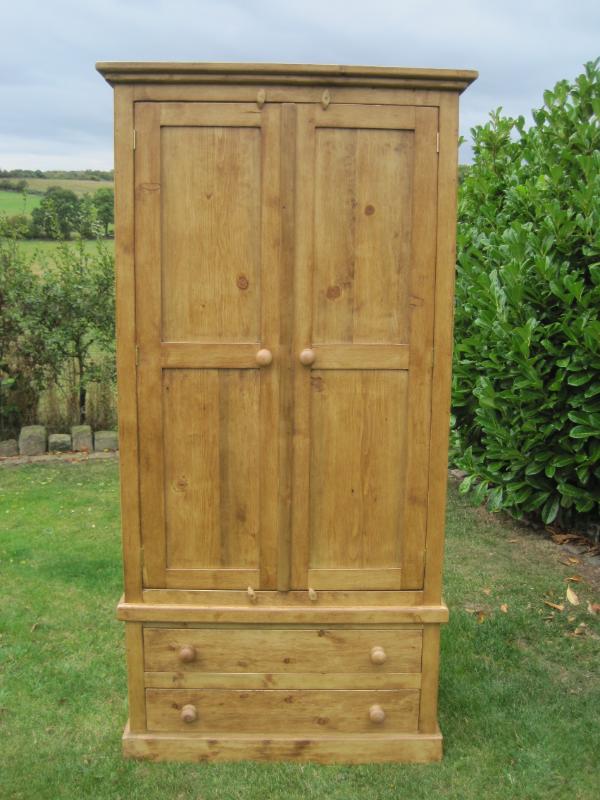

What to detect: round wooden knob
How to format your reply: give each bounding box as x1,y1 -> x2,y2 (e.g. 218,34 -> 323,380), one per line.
299,348 -> 316,366
180,704 -> 198,724
178,645 -> 196,663
256,348 -> 273,366
370,646 -> 387,665
369,704 -> 386,724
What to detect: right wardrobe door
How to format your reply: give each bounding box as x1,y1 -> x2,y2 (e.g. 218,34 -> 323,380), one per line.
291,103 -> 439,592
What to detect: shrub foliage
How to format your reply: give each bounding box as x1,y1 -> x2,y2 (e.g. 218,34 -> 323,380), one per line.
453,59 -> 600,526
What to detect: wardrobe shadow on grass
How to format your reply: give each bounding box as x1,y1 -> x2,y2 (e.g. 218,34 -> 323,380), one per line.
0,460 -> 598,800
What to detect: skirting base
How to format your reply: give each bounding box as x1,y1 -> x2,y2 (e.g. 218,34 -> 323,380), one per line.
122,722 -> 443,763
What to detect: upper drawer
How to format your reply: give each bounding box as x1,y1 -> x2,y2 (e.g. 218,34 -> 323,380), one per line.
143,627 -> 423,673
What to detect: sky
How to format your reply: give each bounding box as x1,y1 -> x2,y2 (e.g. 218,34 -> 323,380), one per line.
1,0 -> 599,169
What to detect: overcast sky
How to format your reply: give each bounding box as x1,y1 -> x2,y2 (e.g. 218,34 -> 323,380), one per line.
1,0 -> 599,169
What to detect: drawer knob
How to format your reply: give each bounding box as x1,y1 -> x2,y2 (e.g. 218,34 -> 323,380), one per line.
180,704 -> 198,724
299,348 -> 316,366
256,348 -> 273,366
369,704 -> 386,724
178,645 -> 197,663
370,646 -> 387,665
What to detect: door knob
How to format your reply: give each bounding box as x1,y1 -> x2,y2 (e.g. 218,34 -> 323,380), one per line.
299,348 -> 316,366
369,704 -> 386,724
370,646 -> 387,665
180,704 -> 198,723
256,348 -> 273,366
178,645 -> 197,663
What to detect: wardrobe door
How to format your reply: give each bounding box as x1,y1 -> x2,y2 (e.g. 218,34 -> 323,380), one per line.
134,102 -> 282,590
292,104 -> 438,591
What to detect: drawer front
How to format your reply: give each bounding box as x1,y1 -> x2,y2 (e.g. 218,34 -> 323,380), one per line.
146,688 -> 420,733
144,627 -> 423,673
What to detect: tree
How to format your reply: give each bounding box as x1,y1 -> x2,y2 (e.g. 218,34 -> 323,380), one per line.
452,59 -> 600,526
93,187 -> 114,237
30,186 -> 80,239
0,239 -> 55,434
36,239 -> 115,423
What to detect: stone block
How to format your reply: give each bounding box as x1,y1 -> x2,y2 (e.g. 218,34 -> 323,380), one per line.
48,433 -> 71,452
71,425 -> 92,452
94,430 -> 118,451
0,439 -> 18,457
18,425 -> 47,456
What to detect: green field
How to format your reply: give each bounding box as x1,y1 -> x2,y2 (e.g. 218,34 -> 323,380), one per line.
0,189 -> 41,215
14,238 -> 115,273
0,462 -> 598,800
0,178 -> 113,222
1,177 -> 113,196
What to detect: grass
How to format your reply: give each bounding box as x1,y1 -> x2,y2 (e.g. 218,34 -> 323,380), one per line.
11,238 -> 115,274
0,189 -> 41,215
0,461 -> 598,800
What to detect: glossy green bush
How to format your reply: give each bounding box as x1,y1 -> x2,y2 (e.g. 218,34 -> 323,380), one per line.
452,59 -> 600,526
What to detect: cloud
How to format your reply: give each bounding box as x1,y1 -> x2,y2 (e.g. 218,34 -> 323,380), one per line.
1,0 -> 598,168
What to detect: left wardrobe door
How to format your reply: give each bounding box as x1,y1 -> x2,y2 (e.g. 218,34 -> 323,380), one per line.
134,102 -> 282,591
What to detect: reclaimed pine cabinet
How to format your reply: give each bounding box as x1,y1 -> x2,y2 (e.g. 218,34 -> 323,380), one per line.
97,62 -> 477,763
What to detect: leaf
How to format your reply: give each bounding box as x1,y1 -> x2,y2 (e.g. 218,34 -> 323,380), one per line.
544,601 -> 564,611
588,602 -> 600,615
542,495 -> 560,524
477,610 -> 486,624
566,586 -> 580,606
564,575 -> 583,583
483,587 -> 492,596
500,603 -> 508,613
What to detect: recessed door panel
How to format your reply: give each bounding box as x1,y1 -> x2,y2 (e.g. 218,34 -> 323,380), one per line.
161,126 -> 261,342
313,127 -> 414,345
309,370 -> 408,587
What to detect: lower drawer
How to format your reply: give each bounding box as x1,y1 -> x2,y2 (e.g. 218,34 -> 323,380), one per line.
145,688 -> 420,734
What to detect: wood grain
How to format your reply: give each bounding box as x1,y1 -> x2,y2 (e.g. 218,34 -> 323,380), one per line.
117,600 -> 449,624
144,672 -> 422,690
143,628 -> 423,673
122,724 -> 443,763
113,85 -> 142,601
125,623 -> 146,731
146,688 -> 420,733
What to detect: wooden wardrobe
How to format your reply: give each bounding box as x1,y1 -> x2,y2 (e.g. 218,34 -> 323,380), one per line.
97,62 -> 476,763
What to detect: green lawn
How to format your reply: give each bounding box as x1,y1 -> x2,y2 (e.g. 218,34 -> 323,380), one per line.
0,461 -> 598,800
0,189 -> 41,215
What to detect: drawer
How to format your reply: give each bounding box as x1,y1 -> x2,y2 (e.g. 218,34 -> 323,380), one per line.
143,627 -> 423,673
145,688 -> 420,733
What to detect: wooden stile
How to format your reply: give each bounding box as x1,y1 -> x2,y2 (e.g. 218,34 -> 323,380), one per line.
97,60 -> 476,763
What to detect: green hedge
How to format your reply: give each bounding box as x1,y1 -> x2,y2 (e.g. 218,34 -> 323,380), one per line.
452,59 -> 600,526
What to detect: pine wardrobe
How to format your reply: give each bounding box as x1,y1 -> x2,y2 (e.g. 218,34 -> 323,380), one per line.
97,62 -> 477,763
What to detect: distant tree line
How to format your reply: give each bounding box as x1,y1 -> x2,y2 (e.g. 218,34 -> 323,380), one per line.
0,168 -> 114,181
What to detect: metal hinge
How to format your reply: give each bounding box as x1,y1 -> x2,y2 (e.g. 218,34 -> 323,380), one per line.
436,132 -> 440,153
133,129 -> 136,150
